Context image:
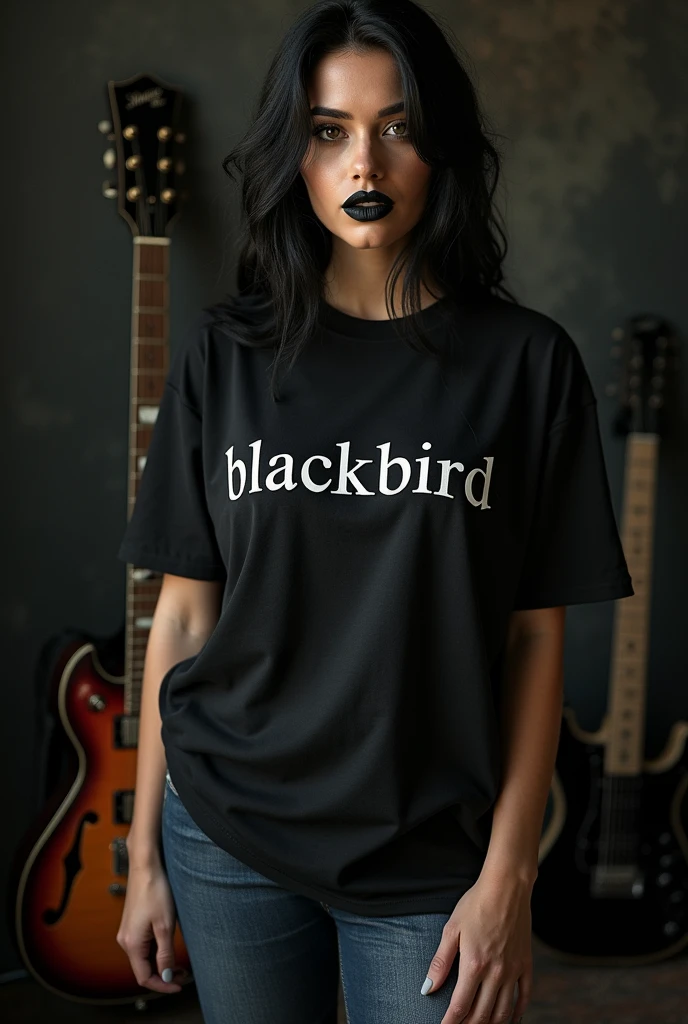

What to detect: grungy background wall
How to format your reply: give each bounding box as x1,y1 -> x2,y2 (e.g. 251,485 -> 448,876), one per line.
1,0 -> 686,973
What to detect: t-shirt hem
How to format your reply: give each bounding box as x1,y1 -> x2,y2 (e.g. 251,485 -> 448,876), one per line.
117,543 -> 226,581
513,573 -> 634,610
168,762 -> 478,918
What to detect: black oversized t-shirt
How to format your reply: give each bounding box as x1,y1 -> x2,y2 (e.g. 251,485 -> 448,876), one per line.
117,291 -> 634,916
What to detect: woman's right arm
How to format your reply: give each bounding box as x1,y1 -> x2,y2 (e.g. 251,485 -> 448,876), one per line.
118,571 -> 223,992
126,571 -> 222,865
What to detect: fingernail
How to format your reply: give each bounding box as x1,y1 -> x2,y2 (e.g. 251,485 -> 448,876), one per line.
420,976 -> 433,995
162,968 -> 173,983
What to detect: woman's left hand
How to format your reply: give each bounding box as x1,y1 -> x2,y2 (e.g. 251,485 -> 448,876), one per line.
422,869 -> 534,1024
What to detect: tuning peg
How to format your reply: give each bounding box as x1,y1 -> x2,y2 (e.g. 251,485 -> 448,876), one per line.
102,180 -> 117,198
611,326 -> 625,341
97,119 -> 112,134
160,188 -> 177,203
103,148 -> 116,170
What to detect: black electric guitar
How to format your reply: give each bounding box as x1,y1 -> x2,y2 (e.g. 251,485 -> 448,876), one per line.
532,314 -> 688,965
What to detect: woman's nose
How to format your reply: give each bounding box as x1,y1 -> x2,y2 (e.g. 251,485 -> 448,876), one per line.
348,134 -> 385,180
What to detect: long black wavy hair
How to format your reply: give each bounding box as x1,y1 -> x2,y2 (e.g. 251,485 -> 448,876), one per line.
215,0 -> 517,401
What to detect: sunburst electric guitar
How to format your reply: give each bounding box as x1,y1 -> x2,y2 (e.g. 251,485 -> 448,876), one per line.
532,313 -> 688,966
13,72 -> 193,1004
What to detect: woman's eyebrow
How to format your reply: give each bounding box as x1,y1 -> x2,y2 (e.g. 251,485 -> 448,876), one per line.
309,100 -> 405,119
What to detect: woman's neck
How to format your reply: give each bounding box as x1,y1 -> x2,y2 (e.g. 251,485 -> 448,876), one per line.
323,238 -> 443,320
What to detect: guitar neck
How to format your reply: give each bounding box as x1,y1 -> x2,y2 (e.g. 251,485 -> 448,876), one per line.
605,432 -> 658,776
123,236 -> 171,716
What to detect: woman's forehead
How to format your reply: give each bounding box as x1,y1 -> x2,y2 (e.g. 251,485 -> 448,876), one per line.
307,48 -> 403,111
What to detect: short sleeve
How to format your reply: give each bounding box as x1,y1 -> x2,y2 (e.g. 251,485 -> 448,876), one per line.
116,318 -> 226,582
512,400 -> 634,611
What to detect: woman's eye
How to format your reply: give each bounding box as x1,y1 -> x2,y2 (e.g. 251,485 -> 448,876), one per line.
312,120 -> 409,142
314,124 -> 344,141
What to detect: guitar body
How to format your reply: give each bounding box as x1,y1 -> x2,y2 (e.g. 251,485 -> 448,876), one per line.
14,641 -> 190,1003
533,705 -> 688,965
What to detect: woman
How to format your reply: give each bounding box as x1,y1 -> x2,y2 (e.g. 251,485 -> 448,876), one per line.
116,2 -> 634,1023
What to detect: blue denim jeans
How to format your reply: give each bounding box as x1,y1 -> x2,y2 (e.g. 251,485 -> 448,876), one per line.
161,771 -> 461,1023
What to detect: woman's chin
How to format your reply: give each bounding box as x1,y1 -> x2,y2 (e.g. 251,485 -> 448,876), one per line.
334,222 -> 406,251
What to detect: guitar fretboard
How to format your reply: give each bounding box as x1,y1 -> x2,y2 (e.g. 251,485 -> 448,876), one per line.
605,432 -> 658,776
123,236 -> 171,717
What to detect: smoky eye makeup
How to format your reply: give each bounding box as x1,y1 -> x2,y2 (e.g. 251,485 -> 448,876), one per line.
311,120 -> 410,141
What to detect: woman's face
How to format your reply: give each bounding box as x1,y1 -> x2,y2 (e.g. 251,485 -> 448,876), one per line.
300,47 -> 432,252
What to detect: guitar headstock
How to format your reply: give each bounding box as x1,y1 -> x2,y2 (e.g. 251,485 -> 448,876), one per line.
607,314 -> 679,436
98,72 -> 187,237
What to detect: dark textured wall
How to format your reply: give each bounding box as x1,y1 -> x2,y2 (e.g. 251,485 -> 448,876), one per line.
2,0 -> 686,976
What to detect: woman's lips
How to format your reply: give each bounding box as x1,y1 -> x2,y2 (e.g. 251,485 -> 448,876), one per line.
341,189 -> 394,222
343,203 -> 393,222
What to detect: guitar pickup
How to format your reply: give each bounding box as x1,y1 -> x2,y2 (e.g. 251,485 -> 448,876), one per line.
110,836 -> 129,877
113,789 -> 135,825
113,714 -> 139,749
591,863 -> 644,898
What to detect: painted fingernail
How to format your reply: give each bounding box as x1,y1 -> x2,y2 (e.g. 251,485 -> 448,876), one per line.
420,976 -> 433,995
162,968 -> 173,983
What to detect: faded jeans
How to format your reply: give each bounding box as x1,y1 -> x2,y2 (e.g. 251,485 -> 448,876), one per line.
161,770 -> 462,1023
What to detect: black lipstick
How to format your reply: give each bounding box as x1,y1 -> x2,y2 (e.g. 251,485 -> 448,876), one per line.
341,189 -> 394,222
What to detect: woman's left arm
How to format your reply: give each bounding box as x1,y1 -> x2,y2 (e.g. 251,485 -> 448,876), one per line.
483,604 -> 566,882
424,605 -> 566,1024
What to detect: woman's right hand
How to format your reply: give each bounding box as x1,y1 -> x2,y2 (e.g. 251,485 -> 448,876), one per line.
116,855 -> 183,994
